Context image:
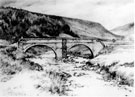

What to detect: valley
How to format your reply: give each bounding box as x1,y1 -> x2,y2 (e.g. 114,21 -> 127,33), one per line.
0,6 -> 134,97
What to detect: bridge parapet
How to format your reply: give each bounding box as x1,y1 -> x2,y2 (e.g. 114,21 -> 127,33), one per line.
18,38 -> 105,59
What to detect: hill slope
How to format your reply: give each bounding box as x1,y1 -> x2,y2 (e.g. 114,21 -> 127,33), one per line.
111,23 -> 134,42
63,18 -> 119,40
0,7 -> 119,43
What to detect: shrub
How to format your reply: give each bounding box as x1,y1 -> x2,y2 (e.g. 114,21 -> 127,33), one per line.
48,71 -> 67,95
44,65 -> 71,95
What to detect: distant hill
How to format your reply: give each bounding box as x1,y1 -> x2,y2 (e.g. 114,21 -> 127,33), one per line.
0,7 -> 120,43
111,23 -> 134,42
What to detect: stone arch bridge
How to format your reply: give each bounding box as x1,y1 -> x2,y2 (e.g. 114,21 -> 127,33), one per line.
18,38 -> 105,60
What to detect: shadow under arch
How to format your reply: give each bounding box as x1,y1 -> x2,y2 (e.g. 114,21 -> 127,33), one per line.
24,44 -> 57,59
68,44 -> 94,59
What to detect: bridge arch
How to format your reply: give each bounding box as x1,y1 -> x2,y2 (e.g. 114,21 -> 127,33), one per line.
68,44 -> 94,59
24,44 -> 57,59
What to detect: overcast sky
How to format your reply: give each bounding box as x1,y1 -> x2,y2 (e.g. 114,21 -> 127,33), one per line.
0,0 -> 134,29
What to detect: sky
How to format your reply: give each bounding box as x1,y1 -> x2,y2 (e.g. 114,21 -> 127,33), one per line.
0,0 -> 134,29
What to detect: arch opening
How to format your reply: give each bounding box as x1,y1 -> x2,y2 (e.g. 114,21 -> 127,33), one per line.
25,45 -> 57,59
68,44 -> 94,59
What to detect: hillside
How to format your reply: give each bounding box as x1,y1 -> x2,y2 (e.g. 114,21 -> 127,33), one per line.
111,23 -> 134,42
63,18 -> 119,40
111,23 -> 134,36
0,7 -> 120,43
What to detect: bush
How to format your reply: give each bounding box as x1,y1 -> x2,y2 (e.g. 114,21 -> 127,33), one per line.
48,71 -> 67,95
0,58 -> 22,77
43,65 -> 71,95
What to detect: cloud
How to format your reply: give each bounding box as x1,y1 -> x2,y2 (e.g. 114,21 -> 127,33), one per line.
0,0 -> 133,29
0,0 -> 17,6
93,3 -> 134,29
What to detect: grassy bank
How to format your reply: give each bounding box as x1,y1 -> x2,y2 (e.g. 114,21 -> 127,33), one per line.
0,46 -> 70,96
88,42 -> 134,87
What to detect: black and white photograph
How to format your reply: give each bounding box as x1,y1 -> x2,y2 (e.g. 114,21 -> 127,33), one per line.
0,0 -> 134,96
